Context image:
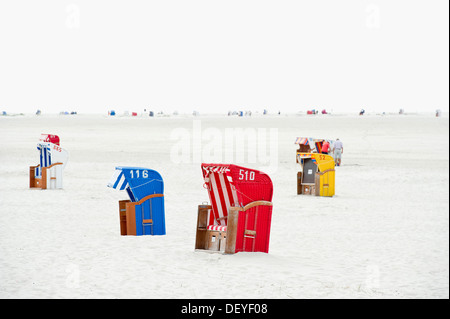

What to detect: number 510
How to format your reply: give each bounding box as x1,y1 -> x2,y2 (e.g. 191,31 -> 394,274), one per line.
239,169 -> 255,181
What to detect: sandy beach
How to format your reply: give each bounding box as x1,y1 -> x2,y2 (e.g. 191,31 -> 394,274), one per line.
0,112 -> 448,298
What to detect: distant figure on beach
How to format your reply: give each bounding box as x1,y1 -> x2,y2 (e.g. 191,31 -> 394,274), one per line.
359,109 -> 365,116
333,138 -> 343,166
436,109 -> 442,117
321,140 -> 330,154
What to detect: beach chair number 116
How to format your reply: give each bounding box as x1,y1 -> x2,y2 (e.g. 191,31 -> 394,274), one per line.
239,169 -> 255,181
130,170 -> 149,178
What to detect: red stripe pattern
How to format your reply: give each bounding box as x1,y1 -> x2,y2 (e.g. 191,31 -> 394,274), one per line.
207,225 -> 227,231
202,165 -> 239,227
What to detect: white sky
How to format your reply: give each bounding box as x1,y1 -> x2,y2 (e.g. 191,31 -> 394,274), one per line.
0,0 -> 448,114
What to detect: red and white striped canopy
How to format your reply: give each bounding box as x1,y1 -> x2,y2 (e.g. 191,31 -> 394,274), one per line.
201,164 -> 273,227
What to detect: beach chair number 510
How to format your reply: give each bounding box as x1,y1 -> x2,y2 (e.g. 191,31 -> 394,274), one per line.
239,169 -> 255,181
130,170 -> 149,178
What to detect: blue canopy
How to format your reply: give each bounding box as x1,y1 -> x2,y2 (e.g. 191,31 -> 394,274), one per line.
107,166 -> 164,202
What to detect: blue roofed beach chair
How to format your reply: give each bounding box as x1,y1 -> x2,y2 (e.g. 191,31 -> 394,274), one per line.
107,166 -> 166,236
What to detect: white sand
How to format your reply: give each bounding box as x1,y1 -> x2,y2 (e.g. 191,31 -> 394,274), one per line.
0,112 -> 448,298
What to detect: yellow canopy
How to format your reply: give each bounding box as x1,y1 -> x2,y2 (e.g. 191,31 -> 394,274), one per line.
296,152 -> 335,172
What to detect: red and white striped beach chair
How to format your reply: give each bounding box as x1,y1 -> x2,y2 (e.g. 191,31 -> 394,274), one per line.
195,164 -> 273,254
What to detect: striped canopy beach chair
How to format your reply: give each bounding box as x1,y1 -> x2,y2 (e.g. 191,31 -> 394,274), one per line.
108,166 -> 165,236
29,134 -> 68,189
294,137 -> 315,153
195,164 -> 273,254
294,137 -> 335,155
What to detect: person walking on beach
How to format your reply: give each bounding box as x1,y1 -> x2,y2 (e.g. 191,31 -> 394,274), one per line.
321,140 -> 330,154
333,138 -> 343,166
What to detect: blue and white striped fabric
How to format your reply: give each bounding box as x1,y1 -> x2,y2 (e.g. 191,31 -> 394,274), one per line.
107,169 -> 129,190
36,143 -> 52,177
38,143 -> 52,168
107,167 -> 164,203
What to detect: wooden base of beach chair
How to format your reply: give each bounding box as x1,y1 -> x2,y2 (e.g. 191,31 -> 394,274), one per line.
118,194 -> 165,236
297,170 -> 316,195
195,201 -> 273,254
297,172 -> 317,195
30,165 -> 42,188
119,200 -> 131,235
195,205 -> 234,253
297,172 -> 302,194
297,171 -> 334,197
206,230 -> 227,251
30,163 -> 63,189
302,184 -> 316,195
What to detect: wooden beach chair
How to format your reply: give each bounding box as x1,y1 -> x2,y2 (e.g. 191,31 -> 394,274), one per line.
108,166 -> 165,236
296,153 -> 335,197
29,134 -> 68,190
195,164 -> 273,254
294,137 -> 334,156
